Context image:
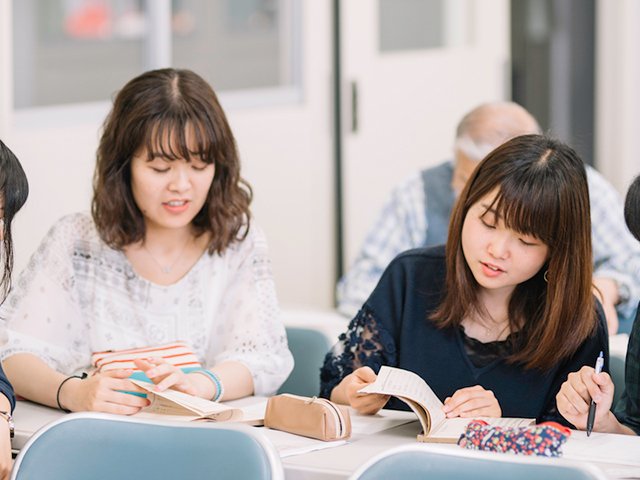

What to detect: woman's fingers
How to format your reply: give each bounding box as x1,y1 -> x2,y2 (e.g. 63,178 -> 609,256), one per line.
153,371 -> 197,395
134,357 -> 171,379
345,367 -> 390,415
442,385 -> 501,418
69,370 -> 149,414
100,369 -> 147,395
132,356 -> 198,395
557,366 -> 615,430
351,393 -> 390,415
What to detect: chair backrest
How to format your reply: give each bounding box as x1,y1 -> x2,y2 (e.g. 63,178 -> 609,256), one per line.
11,412 -> 284,480
609,354 -> 626,410
278,327 -> 332,397
349,444 -> 608,480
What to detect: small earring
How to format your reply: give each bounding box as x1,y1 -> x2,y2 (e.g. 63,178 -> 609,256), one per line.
544,270 -> 549,283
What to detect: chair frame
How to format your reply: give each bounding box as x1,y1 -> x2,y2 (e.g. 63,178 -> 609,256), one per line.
11,412 -> 284,480
349,443 -> 609,480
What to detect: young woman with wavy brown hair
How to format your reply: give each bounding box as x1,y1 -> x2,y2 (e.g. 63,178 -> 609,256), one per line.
321,134 -> 608,425
1,69 -> 292,414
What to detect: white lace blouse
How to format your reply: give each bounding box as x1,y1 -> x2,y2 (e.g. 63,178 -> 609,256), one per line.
0,213 -> 293,397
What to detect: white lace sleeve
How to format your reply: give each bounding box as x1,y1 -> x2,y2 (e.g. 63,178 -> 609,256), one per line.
0,214 -> 90,375
206,224 -> 293,397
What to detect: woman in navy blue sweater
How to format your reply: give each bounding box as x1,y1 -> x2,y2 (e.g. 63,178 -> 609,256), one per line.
0,140 -> 29,478
321,135 -> 608,425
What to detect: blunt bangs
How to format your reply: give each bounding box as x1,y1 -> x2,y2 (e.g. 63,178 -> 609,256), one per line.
488,169 -> 558,246
465,139 -> 567,249
142,114 -> 217,165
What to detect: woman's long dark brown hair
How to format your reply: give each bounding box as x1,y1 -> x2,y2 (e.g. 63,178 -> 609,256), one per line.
431,134 -> 596,371
92,68 -> 252,254
624,174 -> 640,242
0,140 -> 29,302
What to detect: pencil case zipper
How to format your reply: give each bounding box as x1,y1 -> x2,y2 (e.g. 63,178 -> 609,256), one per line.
282,394 -> 348,440
309,397 -> 347,439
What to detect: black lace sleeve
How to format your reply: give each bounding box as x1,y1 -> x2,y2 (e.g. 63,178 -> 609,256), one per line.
319,306 -> 398,399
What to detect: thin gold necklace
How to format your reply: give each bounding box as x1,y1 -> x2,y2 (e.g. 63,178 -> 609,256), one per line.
476,316 -> 509,338
143,237 -> 191,274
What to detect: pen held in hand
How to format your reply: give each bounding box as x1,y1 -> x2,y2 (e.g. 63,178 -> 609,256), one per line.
586,350 -> 604,437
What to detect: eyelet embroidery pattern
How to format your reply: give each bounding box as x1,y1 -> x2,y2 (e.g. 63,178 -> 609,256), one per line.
0,213 -> 292,396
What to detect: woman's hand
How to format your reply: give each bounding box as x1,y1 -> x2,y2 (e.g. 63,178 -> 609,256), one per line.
133,357 -> 197,396
557,366 -> 637,435
556,366 -> 615,430
0,420 -> 11,480
342,367 -> 390,415
442,385 -> 501,418
59,369 -> 149,414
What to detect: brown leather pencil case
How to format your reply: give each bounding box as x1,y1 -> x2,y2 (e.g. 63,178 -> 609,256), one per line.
264,394 -> 352,441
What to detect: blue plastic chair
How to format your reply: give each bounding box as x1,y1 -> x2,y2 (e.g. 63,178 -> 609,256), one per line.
10,412 -> 284,480
349,444 -> 608,480
278,327 -> 332,397
610,354 -> 626,410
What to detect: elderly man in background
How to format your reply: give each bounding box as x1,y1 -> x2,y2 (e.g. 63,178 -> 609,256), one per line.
337,102 -> 640,335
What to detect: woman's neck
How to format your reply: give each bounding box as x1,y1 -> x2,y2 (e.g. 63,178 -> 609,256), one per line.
123,224 -> 212,286
143,224 -> 194,254
462,288 -> 513,343
478,288 -> 511,321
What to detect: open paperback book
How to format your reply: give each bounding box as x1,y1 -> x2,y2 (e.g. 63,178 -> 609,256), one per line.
358,366 -> 534,443
130,380 -> 264,425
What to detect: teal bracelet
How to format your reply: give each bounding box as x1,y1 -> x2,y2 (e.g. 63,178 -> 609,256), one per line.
194,369 -> 224,402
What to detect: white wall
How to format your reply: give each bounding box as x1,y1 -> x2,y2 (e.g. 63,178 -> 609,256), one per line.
0,0 -> 336,309
340,0 -> 511,267
5,0 -> 633,311
0,0 -> 13,137
595,0 -> 640,196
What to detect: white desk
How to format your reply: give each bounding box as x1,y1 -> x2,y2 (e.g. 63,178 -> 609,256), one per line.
11,399 -> 640,479
277,413 -> 640,480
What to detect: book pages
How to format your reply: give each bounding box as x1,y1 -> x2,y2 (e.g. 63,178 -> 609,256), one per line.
358,366 -> 446,434
359,366 -> 534,442
131,380 -> 243,422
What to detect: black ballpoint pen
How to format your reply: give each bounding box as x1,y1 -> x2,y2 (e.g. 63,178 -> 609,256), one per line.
586,351 -> 604,437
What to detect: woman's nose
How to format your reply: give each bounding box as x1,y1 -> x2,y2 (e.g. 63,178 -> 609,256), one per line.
168,165 -> 190,192
487,233 -> 510,259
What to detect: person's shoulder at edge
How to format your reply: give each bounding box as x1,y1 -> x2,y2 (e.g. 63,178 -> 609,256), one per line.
357,244 -> 447,334
225,218 -> 269,255
45,211 -> 100,242
585,163 -> 613,184
584,164 -> 626,207
387,159 -> 454,199
365,244 -> 447,299
392,243 -> 446,264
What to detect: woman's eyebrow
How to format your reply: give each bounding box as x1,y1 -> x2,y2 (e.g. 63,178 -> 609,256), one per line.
146,153 -> 172,161
480,204 -> 503,220
146,149 -> 206,162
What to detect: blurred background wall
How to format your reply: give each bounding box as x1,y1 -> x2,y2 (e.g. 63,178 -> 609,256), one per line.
0,0 -> 638,310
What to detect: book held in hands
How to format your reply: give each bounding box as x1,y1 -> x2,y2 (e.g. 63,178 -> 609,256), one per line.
358,366 -> 534,443
130,380 -> 263,425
